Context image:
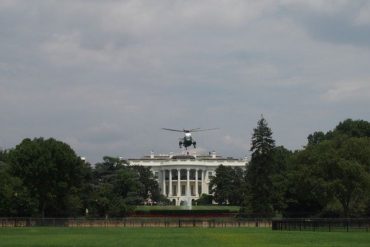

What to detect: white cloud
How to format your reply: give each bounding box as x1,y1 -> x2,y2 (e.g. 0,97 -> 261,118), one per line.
42,32 -> 111,66
98,0 -> 275,34
223,135 -> 249,151
322,79 -> 370,102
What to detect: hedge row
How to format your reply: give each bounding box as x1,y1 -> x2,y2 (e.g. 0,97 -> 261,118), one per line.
133,209 -> 233,216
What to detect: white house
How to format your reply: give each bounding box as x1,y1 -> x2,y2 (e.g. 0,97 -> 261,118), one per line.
128,151 -> 247,206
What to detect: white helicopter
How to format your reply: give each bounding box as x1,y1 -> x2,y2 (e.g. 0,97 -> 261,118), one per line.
162,128 -> 218,149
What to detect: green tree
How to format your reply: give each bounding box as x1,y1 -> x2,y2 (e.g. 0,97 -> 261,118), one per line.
0,161 -> 36,216
306,119 -> 370,144
210,165 -> 245,205
331,160 -> 370,217
244,116 -> 276,217
307,131 -> 326,146
132,165 -> 161,203
250,116 -> 275,157
7,138 -> 88,217
91,157 -> 143,217
0,149 -> 6,162
285,134 -> 370,217
283,145 -> 333,217
113,168 -> 142,204
269,146 -> 293,213
196,194 -> 214,205
335,119 -> 370,138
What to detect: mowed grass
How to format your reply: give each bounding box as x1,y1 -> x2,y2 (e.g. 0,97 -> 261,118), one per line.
0,227 -> 369,247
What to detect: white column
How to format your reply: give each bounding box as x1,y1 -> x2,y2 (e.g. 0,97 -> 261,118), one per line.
201,169 -> 205,195
186,168 -> 190,196
177,169 -> 181,197
195,169 -> 199,196
162,170 -> 166,196
169,169 -> 172,196
205,169 -> 209,194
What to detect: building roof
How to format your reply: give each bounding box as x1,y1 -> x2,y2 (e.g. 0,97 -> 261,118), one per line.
127,151 -> 247,162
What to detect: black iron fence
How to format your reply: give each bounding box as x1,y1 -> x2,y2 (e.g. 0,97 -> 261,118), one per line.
3,217 -> 369,231
272,218 -> 370,232
0,217 -> 272,228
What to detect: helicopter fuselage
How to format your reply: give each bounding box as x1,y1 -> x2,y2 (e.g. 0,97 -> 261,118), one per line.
180,132 -> 196,149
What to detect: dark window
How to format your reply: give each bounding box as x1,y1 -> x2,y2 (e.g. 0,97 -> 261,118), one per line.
181,185 -> 186,195
190,169 -> 196,180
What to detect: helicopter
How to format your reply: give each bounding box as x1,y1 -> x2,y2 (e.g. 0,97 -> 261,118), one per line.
162,128 -> 218,149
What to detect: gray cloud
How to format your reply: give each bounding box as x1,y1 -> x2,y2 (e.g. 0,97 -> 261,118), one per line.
280,0 -> 370,46
1,0 -> 370,162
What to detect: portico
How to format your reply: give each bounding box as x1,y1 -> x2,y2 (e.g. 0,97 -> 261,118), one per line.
128,151 -> 246,206
161,168 -> 210,205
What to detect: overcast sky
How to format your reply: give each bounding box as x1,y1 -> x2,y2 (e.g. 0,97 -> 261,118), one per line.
1,0 -> 370,163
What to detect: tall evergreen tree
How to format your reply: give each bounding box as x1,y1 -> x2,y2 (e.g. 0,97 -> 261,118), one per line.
244,115 -> 276,217
250,116 -> 275,158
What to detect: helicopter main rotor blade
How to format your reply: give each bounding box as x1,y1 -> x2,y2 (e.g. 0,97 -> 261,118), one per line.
190,128 -> 219,132
162,128 -> 185,132
188,128 -> 201,132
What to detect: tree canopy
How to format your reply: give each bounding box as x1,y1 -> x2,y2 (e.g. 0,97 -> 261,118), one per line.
0,139 -> 163,218
210,165 -> 245,205
1,118 -> 370,218
88,156 -> 160,217
285,133 -> 370,217
7,138 -> 89,217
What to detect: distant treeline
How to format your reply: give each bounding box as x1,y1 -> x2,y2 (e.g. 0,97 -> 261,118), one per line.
0,139 -> 166,218
1,118 -> 370,218
210,118 -> 370,218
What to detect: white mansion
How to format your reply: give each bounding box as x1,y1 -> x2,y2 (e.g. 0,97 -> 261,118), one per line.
128,151 -> 247,206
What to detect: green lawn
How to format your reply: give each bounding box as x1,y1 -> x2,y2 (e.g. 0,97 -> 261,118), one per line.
0,227 -> 369,247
